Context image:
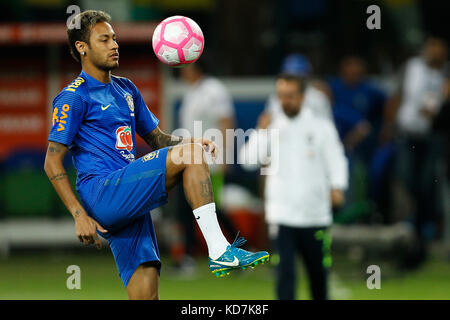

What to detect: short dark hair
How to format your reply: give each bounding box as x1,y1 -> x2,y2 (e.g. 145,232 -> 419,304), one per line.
67,10 -> 112,63
276,73 -> 307,93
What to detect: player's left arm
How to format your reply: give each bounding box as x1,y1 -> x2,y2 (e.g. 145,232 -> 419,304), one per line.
129,79 -> 216,156
142,126 -> 186,148
142,126 -> 217,157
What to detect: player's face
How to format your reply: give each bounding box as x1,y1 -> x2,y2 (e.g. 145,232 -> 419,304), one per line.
87,22 -> 119,71
276,79 -> 304,118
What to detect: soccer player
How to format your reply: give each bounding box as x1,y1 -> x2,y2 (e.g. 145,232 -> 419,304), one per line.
44,10 -> 269,300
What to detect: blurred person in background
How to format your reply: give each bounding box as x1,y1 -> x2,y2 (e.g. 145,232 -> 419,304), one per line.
432,72 -> 450,246
432,73 -> 450,183
239,74 -> 348,300
382,37 -> 448,268
169,59 -> 237,272
261,53 -> 336,224
265,53 -> 333,121
328,56 -> 388,222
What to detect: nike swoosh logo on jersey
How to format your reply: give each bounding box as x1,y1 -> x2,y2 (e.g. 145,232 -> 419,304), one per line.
101,104 -> 111,111
210,256 -> 239,267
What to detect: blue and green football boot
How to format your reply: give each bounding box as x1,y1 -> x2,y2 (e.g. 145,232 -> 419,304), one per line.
209,232 -> 270,277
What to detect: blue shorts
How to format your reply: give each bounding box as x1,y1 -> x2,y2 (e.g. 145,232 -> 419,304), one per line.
81,147 -> 169,287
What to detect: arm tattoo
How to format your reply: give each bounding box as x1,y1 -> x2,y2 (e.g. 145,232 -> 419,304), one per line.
47,142 -> 67,155
49,172 -> 68,181
48,145 -> 61,153
144,128 -> 184,149
74,209 -> 81,217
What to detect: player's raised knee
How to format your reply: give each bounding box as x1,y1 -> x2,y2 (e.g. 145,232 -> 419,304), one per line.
184,142 -> 206,165
168,142 -> 206,166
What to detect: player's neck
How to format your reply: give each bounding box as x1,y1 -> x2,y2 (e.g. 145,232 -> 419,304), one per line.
81,63 -> 111,84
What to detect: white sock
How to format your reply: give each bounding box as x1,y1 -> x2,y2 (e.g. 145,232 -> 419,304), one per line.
193,202 -> 230,260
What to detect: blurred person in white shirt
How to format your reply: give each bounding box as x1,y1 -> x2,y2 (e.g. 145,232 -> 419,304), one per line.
382,36 -> 448,268
239,74 -> 348,300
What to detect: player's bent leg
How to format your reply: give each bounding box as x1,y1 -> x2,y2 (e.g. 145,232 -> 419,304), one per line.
126,262 -> 160,300
166,143 -> 270,277
165,142 -> 213,208
88,147 -> 170,231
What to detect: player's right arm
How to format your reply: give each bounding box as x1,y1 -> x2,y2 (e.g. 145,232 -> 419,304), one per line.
44,141 -> 107,248
45,90 -> 106,248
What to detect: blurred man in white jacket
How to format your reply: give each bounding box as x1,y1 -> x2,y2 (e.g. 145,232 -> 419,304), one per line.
239,74 -> 348,300
265,53 -> 333,121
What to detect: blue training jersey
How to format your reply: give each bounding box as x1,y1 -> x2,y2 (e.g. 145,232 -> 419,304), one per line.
48,70 -> 159,202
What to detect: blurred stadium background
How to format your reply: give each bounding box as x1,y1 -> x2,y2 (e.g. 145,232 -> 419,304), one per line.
0,0 -> 449,300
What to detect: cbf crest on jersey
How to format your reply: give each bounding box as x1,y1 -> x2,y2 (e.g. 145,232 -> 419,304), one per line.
125,94 -> 134,113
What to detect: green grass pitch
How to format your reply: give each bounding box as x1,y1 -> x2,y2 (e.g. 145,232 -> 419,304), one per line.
0,250 -> 449,300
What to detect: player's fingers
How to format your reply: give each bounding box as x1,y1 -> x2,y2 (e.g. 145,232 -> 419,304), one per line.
94,236 -> 102,250
91,232 -> 102,248
88,230 -> 97,242
78,235 -> 83,243
210,142 -> 218,158
90,218 -> 107,234
201,138 -> 212,146
202,139 -> 214,152
82,235 -> 91,246
95,222 -> 108,234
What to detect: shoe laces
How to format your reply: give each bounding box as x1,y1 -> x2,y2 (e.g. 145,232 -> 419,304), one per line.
231,231 -> 247,248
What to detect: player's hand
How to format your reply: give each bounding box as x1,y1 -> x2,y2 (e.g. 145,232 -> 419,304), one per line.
194,138 -> 218,159
74,211 -> 108,250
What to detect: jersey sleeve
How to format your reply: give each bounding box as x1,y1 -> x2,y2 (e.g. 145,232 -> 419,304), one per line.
48,91 -> 86,146
128,80 -> 160,137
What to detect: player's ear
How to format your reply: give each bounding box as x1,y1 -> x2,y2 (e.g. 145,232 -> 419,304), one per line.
75,41 -> 87,57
